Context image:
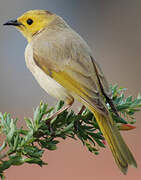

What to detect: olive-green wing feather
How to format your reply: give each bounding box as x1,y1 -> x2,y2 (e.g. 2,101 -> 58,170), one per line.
32,27 -> 111,115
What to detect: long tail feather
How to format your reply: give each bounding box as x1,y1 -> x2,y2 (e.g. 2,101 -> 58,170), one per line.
89,106 -> 137,174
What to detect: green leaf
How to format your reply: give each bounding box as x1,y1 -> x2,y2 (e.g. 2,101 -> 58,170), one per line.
94,139 -> 105,148
23,146 -> 44,158
7,119 -> 15,142
24,157 -> 47,166
0,142 -> 6,152
126,96 -> 132,102
55,101 -> 64,111
44,141 -> 57,150
13,135 -> 19,151
24,118 -> 33,129
0,173 -> 5,180
0,160 -> 11,171
0,84 -> 140,178
61,121 -> 74,133
9,155 -> 24,166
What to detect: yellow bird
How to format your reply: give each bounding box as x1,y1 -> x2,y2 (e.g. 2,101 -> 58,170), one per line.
4,10 -> 137,174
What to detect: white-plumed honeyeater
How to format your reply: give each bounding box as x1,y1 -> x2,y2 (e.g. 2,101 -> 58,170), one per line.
4,10 -> 137,174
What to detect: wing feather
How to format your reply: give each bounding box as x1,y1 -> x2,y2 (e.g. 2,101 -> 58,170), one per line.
32,27 -> 111,115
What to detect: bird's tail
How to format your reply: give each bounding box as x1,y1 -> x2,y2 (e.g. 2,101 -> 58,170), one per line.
89,106 -> 137,174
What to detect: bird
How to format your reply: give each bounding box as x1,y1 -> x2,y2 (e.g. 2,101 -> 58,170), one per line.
3,10 -> 137,174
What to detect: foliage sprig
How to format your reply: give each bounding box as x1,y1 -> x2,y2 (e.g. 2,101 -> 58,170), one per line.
0,85 -> 141,179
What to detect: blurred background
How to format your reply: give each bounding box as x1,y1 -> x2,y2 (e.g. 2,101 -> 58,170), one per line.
0,0 -> 141,179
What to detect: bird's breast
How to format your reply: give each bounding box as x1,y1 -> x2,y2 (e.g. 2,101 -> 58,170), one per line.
25,44 -> 70,100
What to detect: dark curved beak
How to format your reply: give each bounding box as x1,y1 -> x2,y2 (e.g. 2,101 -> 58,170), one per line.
3,19 -> 22,26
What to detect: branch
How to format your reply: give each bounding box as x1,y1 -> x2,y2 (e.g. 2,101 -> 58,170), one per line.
0,85 -> 140,179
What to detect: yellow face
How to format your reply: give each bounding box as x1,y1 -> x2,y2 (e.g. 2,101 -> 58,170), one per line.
4,10 -> 55,42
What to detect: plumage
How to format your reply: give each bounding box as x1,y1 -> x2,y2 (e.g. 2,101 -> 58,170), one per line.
31,18 -> 110,114
4,10 -> 137,174
25,15 -> 137,173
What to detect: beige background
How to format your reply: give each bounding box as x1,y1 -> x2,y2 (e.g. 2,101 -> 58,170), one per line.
0,0 -> 141,179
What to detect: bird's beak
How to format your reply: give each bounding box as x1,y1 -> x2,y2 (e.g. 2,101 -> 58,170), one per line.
3,19 -> 22,26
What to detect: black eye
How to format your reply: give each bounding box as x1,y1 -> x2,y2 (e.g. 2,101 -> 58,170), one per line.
27,19 -> 33,25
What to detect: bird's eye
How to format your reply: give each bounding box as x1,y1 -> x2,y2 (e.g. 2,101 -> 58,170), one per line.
27,19 -> 33,25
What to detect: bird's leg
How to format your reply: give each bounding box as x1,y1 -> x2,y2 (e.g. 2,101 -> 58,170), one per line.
78,105 -> 86,115
46,98 -> 74,127
46,98 -> 74,134
74,105 -> 86,131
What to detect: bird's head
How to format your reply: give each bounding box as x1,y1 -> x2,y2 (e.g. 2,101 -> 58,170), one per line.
3,10 -> 56,42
